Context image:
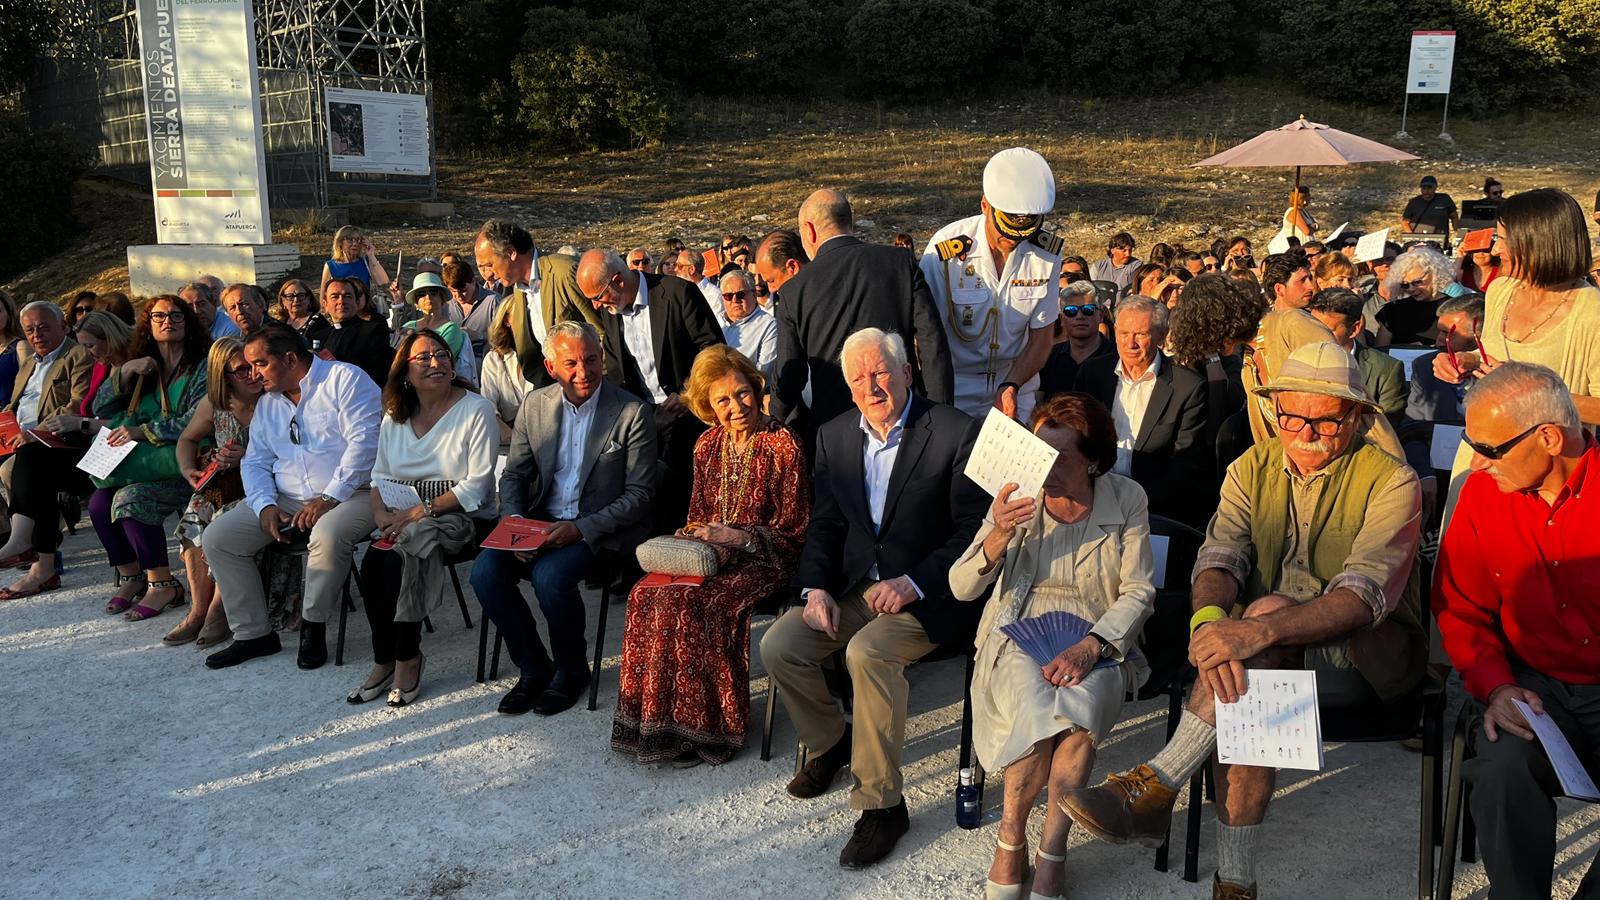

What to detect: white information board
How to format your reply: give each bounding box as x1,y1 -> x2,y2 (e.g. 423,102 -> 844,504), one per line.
325,87 -> 433,176
1407,31 -> 1457,95
134,0 -> 272,245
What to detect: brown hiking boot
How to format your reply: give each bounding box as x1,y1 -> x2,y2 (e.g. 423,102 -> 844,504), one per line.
1056,763 -> 1178,847
1214,875 -> 1258,899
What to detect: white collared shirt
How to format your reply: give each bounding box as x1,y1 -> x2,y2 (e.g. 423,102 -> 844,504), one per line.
549,392 -> 599,519
723,305 -> 778,376
521,282 -> 549,347
698,278 -> 728,327
1111,353 -> 1161,476
16,340 -> 67,430
242,356 -> 383,515
619,278 -> 666,403
858,397 -> 921,596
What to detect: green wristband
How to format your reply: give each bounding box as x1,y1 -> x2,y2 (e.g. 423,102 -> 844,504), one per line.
1189,605 -> 1228,635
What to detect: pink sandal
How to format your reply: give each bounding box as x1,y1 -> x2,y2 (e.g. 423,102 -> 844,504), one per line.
125,578 -> 186,621
104,572 -> 147,615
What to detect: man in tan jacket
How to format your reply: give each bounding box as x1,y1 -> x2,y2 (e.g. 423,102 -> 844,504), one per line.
472,219 -> 612,385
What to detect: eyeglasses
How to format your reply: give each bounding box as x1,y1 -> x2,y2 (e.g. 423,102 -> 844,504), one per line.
1203,263 -> 1218,271
1275,406 -> 1354,437
1488,191 -> 1504,198
408,349 -> 454,365
1061,304 -> 1098,318
720,243 -> 735,251
73,305 -> 95,315
280,291 -> 311,300
627,259 -> 649,268
226,364 -> 254,378
1464,422 -> 1547,460
1400,279 -> 1428,290
722,290 -> 749,301
148,311 -> 184,323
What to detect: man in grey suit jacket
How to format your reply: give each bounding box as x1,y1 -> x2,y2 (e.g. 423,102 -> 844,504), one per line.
471,321 -> 657,716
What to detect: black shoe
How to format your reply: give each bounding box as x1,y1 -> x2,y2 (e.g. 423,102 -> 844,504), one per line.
498,671 -> 553,715
837,800 -> 910,869
205,632 -> 282,669
532,669 -> 589,716
786,726 -> 853,799
297,622 -> 327,670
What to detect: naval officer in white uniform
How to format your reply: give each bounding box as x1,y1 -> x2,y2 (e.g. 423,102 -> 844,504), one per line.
919,147 -> 1062,423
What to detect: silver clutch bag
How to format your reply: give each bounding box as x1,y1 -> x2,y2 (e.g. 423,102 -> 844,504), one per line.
635,535 -> 720,577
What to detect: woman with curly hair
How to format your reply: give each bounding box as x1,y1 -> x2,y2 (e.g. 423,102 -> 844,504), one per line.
1167,274 -> 1265,467
1374,244 -> 1466,346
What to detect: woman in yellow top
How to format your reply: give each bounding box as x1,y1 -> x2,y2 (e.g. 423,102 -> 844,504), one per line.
1433,188 -> 1600,423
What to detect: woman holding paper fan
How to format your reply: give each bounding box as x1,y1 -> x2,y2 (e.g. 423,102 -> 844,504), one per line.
610,346 -> 809,767
89,295 -> 209,622
351,329 -> 498,708
949,392 -> 1155,900
162,337 -> 263,647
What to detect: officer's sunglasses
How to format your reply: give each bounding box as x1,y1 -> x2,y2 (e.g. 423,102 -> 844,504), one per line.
1061,304 -> 1098,318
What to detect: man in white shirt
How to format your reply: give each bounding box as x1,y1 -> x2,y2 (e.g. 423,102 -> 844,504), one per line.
719,269 -> 778,378
472,322 -> 656,716
204,325 -> 383,670
473,219 -> 609,387
674,249 -> 726,326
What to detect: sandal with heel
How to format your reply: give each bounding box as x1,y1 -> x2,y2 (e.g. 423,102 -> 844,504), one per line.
125,578 -> 186,621
985,837 -> 1033,900
104,572 -> 147,615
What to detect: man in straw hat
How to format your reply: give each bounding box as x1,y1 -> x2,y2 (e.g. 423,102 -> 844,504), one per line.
919,147 -> 1063,422
1057,342 -> 1426,899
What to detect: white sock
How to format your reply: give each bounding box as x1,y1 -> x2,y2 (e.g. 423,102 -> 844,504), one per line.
1216,822 -> 1261,887
0,515 -> 35,558
1148,710 -> 1216,788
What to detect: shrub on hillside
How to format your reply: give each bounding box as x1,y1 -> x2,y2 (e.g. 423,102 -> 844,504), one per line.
0,110 -> 88,283
845,0 -> 995,94
511,8 -> 670,149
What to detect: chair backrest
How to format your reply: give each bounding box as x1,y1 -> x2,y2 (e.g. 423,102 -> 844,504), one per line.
1136,515 -> 1207,698
1090,280 -> 1120,308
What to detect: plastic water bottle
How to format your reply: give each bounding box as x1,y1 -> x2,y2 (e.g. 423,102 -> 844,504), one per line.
956,767 -> 981,829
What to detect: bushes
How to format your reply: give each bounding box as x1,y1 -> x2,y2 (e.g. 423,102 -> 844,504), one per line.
845,0 -> 995,94
512,8 -> 670,149
0,110 -> 88,283
1267,0 -> 1600,111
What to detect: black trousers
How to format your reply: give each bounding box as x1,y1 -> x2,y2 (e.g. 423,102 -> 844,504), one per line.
11,442 -> 90,554
1465,666 -> 1600,900
357,546 -> 422,665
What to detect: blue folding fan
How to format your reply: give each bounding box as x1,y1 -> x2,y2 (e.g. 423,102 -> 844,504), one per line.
999,611 -> 1131,670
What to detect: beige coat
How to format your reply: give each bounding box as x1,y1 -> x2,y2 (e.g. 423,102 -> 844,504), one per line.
950,473 -> 1157,710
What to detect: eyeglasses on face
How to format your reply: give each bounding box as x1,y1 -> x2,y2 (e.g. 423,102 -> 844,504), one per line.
1400,279 -> 1428,290
1275,406 -> 1353,437
722,290 -> 749,301
1061,304 -> 1098,318
1203,263 -> 1218,271
1464,422 -> 1547,460
148,310 -> 185,324
280,291 -> 311,301
226,364 -> 254,379
408,349 -> 454,365
628,259 -> 649,268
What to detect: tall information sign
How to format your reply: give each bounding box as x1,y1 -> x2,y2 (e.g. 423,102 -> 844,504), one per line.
1397,30 -> 1457,140
134,0 -> 273,244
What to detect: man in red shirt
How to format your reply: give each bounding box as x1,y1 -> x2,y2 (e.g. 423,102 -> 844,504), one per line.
1435,361 -> 1600,899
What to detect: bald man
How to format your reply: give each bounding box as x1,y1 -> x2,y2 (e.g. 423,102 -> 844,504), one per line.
577,249 -> 723,533
770,189 -> 952,442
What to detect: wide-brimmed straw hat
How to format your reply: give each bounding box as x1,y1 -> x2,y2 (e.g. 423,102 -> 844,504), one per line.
1250,341 -> 1381,412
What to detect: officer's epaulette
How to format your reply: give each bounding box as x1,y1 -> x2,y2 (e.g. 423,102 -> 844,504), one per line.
935,234 -> 974,262
1029,227 -> 1064,257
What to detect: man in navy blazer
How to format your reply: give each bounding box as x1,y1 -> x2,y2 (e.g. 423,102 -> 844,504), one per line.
1073,295 -> 1211,527
761,327 -> 986,871
769,189 -> 954,446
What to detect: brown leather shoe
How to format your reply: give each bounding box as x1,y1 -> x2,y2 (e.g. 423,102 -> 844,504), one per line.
1057,763 -> 1178,847
785,726 -> 852,799
1214,875 -> 1258,899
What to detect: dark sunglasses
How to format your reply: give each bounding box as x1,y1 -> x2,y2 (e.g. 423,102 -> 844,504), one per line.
1463,422 -> 1547,460
722,290 -> 749,301
1203,263 -> 1218,271
226,364 -> 254,378
1060,304 -> 1098,318
1401,279 -> 1428,290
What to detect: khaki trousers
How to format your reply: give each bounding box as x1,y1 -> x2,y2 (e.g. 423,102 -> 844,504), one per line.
204,491 -> 375,641
760,580 -> 937,810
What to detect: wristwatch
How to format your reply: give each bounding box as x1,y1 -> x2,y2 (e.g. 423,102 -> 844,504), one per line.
318,493 -> 337,506
1089,632 -> 1116,659
423,498 -> 435,518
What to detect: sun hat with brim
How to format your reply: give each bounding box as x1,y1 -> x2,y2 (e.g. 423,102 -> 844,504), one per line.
406,272 -> 447,303
1250,340 -> 1381,412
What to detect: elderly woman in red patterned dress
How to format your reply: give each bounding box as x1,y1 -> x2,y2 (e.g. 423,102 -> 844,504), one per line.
611,346 -> 810,767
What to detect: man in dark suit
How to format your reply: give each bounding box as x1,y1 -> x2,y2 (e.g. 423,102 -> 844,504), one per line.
473,219 -> 611,386
1405,294 -> 1482,426
1074,295 -> 1211,526
770,189 -> 954,443
577,249 -> 723,534
761,327 -> 987,871
471,321 -> 656,716
305,277 -> 392,386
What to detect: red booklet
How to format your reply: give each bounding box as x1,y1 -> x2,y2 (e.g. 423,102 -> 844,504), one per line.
480,517 -> 554,551
194,457 -> 224,490
316,348 -> 336,362
1460,228 -> 1493,253
637,572 -> 706,588
26,428 -> 69,448
0,412 -> 19,455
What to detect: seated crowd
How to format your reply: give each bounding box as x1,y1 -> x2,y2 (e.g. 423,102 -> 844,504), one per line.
1,157 -> 1596,899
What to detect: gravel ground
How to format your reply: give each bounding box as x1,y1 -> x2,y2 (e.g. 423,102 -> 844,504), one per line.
3,530 -> 1595,899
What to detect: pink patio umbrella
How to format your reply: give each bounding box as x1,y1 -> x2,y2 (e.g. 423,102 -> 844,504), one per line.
1192,116 -> 1419,191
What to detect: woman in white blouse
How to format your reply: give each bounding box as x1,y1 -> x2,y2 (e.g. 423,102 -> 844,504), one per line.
349,329 -> 499,708
477,302 -> 537,443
